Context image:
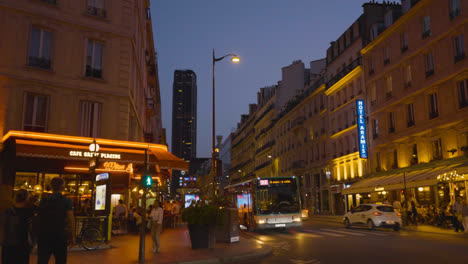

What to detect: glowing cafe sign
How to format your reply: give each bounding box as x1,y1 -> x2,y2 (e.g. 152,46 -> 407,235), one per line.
374,187 -> 385,192
103,162 -> 133,173
69,150 -> 121,159
356,100 -> 368,159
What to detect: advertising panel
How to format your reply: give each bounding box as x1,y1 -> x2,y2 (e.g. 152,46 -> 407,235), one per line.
95,184 -> 106,211
184,194 -> 199,208
356,100 -> 368,159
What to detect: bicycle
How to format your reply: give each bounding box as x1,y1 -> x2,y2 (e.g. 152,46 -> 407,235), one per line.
75,217 -> 104,250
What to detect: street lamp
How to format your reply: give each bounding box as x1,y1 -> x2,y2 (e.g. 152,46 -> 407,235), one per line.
212,49 -> 240,198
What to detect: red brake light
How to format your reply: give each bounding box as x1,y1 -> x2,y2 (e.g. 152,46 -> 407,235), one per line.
373,212 -> 382,216
397,213 -> 401,216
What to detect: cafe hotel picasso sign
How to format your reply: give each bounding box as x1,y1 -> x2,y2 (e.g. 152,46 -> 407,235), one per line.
356,100 -> 368,159
69,150 -> 121,159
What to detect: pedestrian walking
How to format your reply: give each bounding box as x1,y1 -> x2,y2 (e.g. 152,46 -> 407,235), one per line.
150,200 -> 163,253
114,199 -> 128,234
0,189 -> 35,264
461,200 -> 468,233
36,177 -> 75,264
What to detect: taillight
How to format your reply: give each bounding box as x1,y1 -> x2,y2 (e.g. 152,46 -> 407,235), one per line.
397,213 -> 401,216
373,212 -> 382,216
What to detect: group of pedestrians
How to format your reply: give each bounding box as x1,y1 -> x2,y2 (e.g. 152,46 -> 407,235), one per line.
0,177 -> 75,264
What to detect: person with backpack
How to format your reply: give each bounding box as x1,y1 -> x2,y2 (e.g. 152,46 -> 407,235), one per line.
0,189 -> 35,264
36,177 -> 75,264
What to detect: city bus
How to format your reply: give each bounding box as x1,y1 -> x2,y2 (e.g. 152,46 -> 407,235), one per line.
225,176 -> 302,230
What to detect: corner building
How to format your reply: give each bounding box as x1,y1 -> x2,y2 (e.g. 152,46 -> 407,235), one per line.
344,0 -> 468,209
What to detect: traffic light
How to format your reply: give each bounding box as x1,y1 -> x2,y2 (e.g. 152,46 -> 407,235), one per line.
142,174 -> 153,188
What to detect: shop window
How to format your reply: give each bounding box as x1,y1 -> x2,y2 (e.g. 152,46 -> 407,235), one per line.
416,186 -> 431,204
79,101 -> 102,137
86,40 -> 103,79
23,92 -> 49,132
431,138 -> 443,160
28,26 -> 52,69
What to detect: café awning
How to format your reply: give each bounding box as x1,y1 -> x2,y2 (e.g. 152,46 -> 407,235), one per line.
342,163 -> 463,195
1,130 -> 188,172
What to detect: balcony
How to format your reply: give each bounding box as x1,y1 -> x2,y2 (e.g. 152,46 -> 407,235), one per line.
384,58 -> 390,65
255,160 -> 272,171
459,99 -> 468,109
86,5 -> 107,18
422,30 -> 431,39
407,120 -> 415,127
369,69 -> 375,76
28,56 -> 51,69
326,57 -> 362,88
386,91 -> 393,99
85,66 -> 102,79
388,127 -> 395,133
429,111 -> 439,119
455,53 -> 465,63
450,8 -> 461,20
425,69 -> 434,78
401,46 -> 408,53
292,160 -> 306,169
404,81 -> 412,89
291,116 -> 305,129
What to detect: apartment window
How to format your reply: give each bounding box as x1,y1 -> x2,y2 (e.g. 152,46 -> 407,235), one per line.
384,46 -> 390,65
454,34 -> 465,63
331,118 -> 336,134
407,103 -> 415,127
369,57 -> 375,75
23,93 -> 49,132
405,65 -> 412,88
428,93 -> 439,119
425,52 -> 434,77
458,79 -> 468,108
402,0 -> 411,13
79,101 -> 102,137
370,83 -> 377,105
333,142 -> 337,157
386,76 -> 393,98
401,32 -> 409,53
393,149 -> 398,169
384,11 -> 393,28
86,40 -> 103,78
422,16 -> 431,39
432,138 -> 442,160
372,119 -> 378,139
411,144 -> 418,165
344,111 -> 349,128
28,27 -> 52,69
449,0 -> 461,20
330,97 -> 335,110
388,112 -> 395,133
87,0 -> 106,17
376,152 -> 381,171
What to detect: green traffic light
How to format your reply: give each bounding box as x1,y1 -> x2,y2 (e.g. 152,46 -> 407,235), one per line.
143,175 -> 152,187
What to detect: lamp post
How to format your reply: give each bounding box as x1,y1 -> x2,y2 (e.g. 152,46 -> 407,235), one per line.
212,49 -> 240,198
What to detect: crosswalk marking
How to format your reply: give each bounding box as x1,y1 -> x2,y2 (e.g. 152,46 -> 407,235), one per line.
314,231 -> 345,237
350,230 -> 388,236
297,233 -> 323,238
320,229 -> 366,236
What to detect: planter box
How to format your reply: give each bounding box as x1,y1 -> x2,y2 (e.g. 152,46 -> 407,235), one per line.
187,224 -> 215,249
215,208 -> 239,243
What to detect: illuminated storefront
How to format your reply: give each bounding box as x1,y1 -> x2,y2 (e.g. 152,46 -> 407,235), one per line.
0,131 -> 188,210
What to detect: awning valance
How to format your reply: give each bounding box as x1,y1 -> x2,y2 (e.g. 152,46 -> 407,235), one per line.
1,131 -> 188,172
342,163 -> 463,195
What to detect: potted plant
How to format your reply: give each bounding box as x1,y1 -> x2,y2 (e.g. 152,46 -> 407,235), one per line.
182,202 -> 221,249
212,195 -> 240,243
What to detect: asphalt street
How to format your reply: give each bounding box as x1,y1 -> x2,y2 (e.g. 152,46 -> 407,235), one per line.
241,219 -> 468,264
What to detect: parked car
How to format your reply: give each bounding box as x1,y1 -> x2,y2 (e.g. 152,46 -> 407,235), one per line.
343,204 -> 402,231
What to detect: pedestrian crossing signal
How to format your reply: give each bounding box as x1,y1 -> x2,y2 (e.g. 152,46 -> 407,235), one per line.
142,175 -> 152,188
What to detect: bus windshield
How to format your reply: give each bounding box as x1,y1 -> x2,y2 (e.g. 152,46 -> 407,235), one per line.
256,178 -> 300,215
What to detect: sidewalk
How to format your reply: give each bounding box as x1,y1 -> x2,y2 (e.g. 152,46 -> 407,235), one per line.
307,215 -> 468,236
30,227 -> 272,264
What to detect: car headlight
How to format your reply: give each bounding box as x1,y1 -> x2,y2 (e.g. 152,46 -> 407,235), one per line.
258,219 -> 265,224
294,217 -> 301,222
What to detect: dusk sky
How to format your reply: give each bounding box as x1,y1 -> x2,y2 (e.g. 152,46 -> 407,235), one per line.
152,0 -> 377,158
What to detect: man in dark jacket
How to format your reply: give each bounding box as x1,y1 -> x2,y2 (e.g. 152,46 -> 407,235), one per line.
36,177 -> 75,264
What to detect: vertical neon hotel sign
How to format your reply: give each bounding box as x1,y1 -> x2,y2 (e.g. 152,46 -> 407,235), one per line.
356,100 -> 368,159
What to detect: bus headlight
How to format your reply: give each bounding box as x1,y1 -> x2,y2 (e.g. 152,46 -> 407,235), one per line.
293,217 -> 301,222
258,220 -> 265,224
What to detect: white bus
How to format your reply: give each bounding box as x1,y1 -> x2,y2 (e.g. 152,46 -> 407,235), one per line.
226,176 -> 302,230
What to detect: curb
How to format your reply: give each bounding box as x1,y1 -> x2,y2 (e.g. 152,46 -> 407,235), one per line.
173,244 -> 273,264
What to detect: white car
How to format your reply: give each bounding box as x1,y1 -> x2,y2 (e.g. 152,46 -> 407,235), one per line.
343,204 -> 402,231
